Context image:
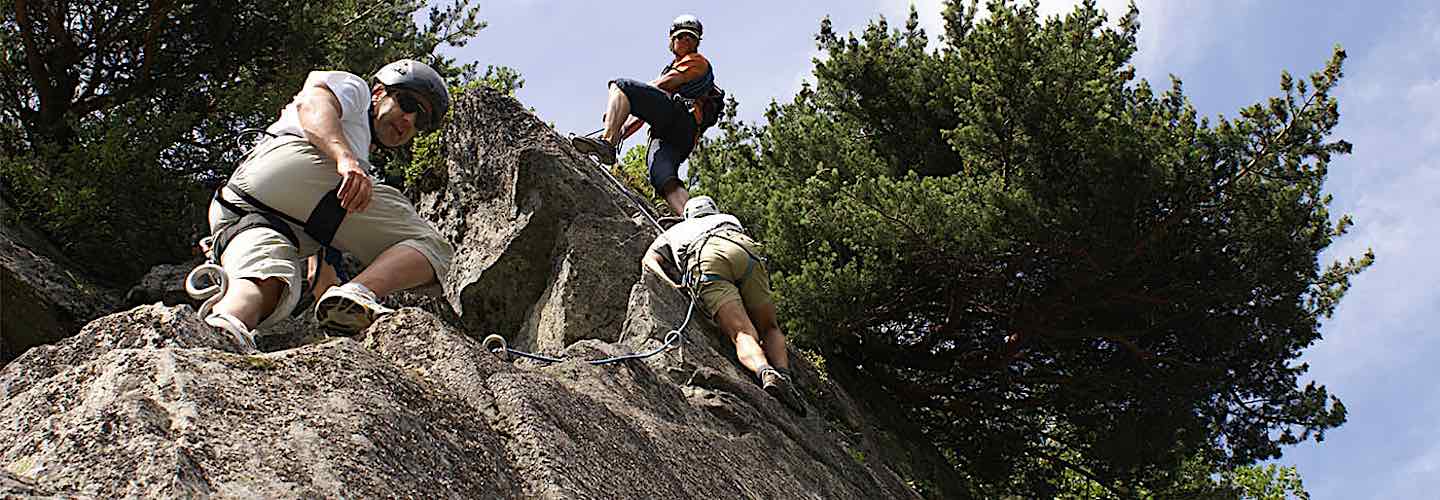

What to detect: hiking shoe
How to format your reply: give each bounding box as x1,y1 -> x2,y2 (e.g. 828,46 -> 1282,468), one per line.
760,367 -> 807,416
572,135 -> 619,165
205,311 -> 258,353
314,283 -> 394,335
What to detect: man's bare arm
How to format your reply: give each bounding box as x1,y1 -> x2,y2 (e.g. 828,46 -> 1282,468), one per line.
642,250 -> 684,289
291,73 -> 372,212
649,71 -> 690,93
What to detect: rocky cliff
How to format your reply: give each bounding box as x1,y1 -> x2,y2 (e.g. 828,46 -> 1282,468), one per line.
1,195 -> 121,363
0,89 -> 956,498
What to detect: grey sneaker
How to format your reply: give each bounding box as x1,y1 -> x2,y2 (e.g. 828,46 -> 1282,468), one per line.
205,311 -> 258,353
314,283 -> 395,335
760,367 -> 807,416
572,135 -> 619,165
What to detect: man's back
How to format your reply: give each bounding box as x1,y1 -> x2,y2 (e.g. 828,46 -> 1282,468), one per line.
653,213 -> 743,270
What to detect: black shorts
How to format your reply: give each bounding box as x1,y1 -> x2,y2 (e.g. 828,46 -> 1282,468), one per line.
611,78 -> 697,195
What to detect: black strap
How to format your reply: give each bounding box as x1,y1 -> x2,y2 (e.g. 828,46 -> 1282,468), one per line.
305,188 -> 347,246
222,183 -> 306,228
210,212 -> 301,264
222,183 -> 346,247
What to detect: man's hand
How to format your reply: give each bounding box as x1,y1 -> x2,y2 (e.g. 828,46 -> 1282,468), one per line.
643,250 -> 685,289
335,153 -> 373,213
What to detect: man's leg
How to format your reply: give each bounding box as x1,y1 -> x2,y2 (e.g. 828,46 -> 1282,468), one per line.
648,134 -> 695,216
746,302 -> 789,370
351,244 -> 435,297
199,225 -> 307,352
212,277 -> 285,329
745,298 -> 805,415
601,83 -> 630,144
313,245 -> 434,334
206,225 -> 307,330
316,183 -> 453,333
713,300 -> 769,375
307,254 -> 339,300
662,180 -> 690,216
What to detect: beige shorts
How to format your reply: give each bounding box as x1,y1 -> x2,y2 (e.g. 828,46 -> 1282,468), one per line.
207,135 -> 453,327
695,230 -> 772,316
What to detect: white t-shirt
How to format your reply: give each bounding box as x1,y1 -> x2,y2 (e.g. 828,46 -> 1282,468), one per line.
266,71 -> 373,162
648,214 -> 744,270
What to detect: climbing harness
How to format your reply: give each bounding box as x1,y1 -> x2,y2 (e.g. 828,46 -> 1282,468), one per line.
695,231 -> 763,288
184,129 -> 354,316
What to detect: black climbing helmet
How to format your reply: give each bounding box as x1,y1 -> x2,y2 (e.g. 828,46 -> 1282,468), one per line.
372,59 -> 451,131
670,14 -> 703,40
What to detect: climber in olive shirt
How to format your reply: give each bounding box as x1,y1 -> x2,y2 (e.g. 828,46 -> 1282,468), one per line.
641,196 -> 805,415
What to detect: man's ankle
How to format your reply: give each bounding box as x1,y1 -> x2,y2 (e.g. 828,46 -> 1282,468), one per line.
343,281 -> 378,298
756,364 -> 777,380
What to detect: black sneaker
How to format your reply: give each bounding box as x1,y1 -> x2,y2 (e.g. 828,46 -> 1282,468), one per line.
572,135 -> 619,165
760,367 -> 807,416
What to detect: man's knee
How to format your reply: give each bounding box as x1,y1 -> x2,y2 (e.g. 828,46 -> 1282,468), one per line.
394,234 -> 453,281
249,276 -> 287,296
659,178 -> 685,197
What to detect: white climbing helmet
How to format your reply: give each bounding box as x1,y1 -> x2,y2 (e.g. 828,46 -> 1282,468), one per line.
683,196 -> 719,219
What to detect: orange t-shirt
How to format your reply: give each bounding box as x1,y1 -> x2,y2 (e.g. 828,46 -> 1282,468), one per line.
660,53 -> 713,125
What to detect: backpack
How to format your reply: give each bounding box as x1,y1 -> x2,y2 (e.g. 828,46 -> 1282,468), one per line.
696,85 -> 726,130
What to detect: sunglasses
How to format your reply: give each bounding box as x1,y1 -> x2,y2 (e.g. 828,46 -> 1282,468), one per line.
391,90 -> 434,130
671,33 -> 698,42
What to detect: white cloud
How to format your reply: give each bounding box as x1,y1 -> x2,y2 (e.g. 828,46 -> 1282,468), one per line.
1281,5 -> 1440,498
1304,4 -> 1440,382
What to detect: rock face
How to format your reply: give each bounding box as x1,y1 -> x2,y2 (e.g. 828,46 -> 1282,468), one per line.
1,196 -> 121,364
0,89 -> 956,498
124,258 -> 205,309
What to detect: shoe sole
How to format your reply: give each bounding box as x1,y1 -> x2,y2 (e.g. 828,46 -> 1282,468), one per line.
765,382 -> 807,417
315,295 -> 381,335
571,137 -> 617,165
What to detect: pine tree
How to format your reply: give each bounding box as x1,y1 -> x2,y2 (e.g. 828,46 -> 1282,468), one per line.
694,1 -> 1369,495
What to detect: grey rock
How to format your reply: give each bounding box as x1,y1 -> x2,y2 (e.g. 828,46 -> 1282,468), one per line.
125,258 -> 205,308
1,305 -> 518,498
1,208 -> 121,364
414,89 -> 659,355
1,468 -> 63,498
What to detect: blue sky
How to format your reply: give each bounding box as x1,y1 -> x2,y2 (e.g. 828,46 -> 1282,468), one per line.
442,1 -> 1437,497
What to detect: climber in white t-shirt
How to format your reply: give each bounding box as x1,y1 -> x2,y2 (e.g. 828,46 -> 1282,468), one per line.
193,60 -> 455,350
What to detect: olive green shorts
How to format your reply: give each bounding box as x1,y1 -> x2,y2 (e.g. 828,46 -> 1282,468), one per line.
206,136 -> 453,328
695,231 -> 772,315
